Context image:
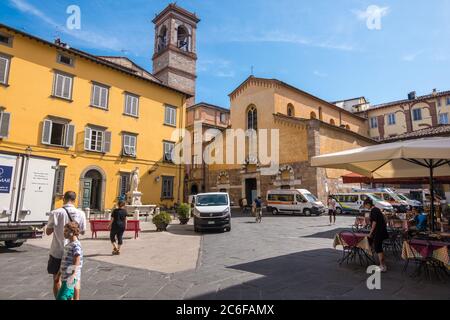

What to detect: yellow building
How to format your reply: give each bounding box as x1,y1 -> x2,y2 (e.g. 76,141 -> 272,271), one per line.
0,23 -> 190,212
356,90 -> 450,140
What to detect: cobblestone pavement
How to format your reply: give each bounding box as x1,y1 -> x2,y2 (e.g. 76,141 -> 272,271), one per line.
1,213 -> 449,300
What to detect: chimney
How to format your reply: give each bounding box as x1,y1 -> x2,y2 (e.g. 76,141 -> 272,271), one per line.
408,91 -> 416,100
432,88 -> 438,96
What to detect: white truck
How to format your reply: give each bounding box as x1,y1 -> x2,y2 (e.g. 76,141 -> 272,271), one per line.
0,152 -> 58,248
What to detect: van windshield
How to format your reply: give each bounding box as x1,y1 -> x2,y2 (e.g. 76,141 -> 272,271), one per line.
398,194 -> 410,201
196,194 -> 228,207
368,194 -> 383,202
303,193 -> 318,202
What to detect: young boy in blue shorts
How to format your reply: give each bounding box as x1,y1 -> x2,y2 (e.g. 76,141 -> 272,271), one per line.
56,222 -> 83,300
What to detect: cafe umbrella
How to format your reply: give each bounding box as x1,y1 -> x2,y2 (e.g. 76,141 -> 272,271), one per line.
311,137 -> 450,231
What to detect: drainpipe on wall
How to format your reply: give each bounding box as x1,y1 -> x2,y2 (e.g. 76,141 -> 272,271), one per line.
177,95 -> 185,204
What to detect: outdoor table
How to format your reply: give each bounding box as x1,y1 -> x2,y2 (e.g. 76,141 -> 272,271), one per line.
402,239 -> 450,279
333,232 -> 375,266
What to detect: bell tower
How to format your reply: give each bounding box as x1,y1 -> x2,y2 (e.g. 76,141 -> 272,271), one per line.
152,3 -> 200,105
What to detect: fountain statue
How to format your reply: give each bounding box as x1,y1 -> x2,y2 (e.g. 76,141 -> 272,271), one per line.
125,167 -> 156,220
129,167 -> 142,205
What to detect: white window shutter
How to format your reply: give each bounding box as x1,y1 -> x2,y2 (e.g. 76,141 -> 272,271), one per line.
84,127 -> 92,150
123,135 -> 130,155
42,120 -> 52,145
101,87 -> 108,108
65,124 -> 75,148
125,95 -> 131,114
92,85 -> 99,106
133,97 -> 138,116
54,74 -> 63,97
131,136 -> 136,156
103,131 -> 112,153
63,76 -> 72,99
0,112 -> 11,138
0,57 -> 8,84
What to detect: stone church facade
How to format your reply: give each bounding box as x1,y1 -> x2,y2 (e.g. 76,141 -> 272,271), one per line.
206,77 -> 375,205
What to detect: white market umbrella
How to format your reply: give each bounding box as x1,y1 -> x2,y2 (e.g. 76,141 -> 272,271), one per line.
311,137 -> 450,231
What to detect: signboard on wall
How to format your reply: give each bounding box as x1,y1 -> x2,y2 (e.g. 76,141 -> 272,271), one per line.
0,166 -> 13,194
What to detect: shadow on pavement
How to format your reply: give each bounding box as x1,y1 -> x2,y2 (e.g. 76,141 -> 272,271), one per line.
303,228 -> 351,240
0,246 -> 23,254
188,248 -> 449,300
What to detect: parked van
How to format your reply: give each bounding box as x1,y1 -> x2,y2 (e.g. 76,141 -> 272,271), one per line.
332,193 -> 394,215
368,189 -> 409,213
266,189 -> 326,216
193,193 -> 231,233
396,193 -> 422,209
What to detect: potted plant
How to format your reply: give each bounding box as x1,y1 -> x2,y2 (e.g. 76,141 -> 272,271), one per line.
152,212 -> 172,232
177,203 -> 191,225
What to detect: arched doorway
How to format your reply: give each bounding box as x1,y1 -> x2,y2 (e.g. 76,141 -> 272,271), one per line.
80,167 -> 106,211
190,184 -> 199,195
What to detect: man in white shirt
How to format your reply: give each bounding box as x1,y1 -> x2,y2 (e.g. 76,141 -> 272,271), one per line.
46,191 -> 86,300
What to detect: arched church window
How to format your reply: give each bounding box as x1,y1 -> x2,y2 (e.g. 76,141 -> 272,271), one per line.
157,25 -> 168,53
310,111 -> 317,119
177,25 -> 190,52
287,104 -> 295,117
247,105 -> 258,130
330,119 -> 336,126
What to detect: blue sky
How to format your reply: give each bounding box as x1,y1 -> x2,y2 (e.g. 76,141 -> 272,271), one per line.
1,0 -> 449,108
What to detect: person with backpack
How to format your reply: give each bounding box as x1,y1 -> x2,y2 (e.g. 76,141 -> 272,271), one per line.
46,191 -> 86,300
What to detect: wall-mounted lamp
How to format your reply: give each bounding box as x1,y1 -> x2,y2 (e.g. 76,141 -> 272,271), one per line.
25,146 -> 32,156
155,176 -> 161,183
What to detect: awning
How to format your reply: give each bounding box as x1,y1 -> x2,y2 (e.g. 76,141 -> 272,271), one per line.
311,137 -> 450,231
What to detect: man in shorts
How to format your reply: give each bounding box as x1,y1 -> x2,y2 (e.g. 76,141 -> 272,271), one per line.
46,191 -> 86,299
364,198 -> 389,272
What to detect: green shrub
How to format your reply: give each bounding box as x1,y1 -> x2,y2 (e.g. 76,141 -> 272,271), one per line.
177,203 -> 191,219
152,212 -> 173,225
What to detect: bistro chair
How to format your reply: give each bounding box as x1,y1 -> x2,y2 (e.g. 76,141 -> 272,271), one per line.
384,229 -> 402,259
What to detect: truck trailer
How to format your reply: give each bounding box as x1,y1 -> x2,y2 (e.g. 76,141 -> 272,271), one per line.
0,151 -> 58,248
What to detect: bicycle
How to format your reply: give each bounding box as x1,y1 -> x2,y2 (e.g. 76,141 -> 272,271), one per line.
255,207 -> 263,223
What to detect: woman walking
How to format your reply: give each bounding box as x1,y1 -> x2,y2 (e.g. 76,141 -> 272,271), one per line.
109,201 -> 128,255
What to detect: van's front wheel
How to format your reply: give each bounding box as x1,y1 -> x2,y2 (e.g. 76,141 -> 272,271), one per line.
5,240 -> 25,249
304,209 -> 312,216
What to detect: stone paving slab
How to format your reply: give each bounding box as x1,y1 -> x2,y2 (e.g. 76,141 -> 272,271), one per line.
1,213 -> 449,300
27,220 -> 201,274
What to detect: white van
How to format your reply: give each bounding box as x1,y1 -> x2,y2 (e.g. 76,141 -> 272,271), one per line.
266,189 -> 326,216
192,193 -> 231,233
332,193 -> 394,215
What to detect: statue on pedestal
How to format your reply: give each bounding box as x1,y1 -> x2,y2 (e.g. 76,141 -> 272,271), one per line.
130,167 -> 140,192
128,167 -> 142,206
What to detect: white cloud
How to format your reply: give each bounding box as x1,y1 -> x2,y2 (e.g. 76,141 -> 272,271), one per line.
313,70 -> 328,78
353,6 -> 390,21
402,51 -> 424,62
227,30 -> 356,52
198,59 -> 235,78
9,0 -> 122,51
